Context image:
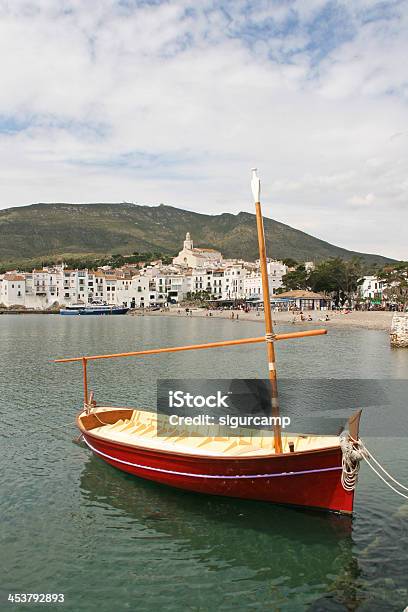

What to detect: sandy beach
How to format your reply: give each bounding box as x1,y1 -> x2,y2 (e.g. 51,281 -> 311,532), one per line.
132,307 -> 394,331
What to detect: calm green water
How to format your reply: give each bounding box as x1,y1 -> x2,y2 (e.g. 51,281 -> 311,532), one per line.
1,315 -> 408,611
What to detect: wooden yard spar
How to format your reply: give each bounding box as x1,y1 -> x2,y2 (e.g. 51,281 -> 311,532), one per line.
55,329 -> 327,407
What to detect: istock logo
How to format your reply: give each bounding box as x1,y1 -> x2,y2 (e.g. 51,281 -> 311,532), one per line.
168,390 -> 230,409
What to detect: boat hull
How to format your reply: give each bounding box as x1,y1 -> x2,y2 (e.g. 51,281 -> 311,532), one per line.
81,430 -> 354,514
60,306 -> 129,315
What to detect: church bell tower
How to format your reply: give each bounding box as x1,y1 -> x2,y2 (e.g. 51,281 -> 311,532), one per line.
184,232 -> 193,251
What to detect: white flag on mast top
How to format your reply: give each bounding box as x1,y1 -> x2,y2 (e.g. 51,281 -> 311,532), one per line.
251,168 -> 261,203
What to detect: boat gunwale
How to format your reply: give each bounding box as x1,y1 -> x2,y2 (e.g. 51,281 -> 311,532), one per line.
76,408 -> 342,462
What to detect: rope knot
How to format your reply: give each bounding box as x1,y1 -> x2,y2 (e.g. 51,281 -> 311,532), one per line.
84,391 -> 97,414
265,333 -> 276,343
340,434 -> 364,491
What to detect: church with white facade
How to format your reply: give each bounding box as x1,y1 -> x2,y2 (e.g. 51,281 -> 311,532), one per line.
172,233 -> 222,268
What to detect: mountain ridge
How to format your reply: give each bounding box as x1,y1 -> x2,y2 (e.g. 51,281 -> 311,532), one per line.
0,201 -> 395,267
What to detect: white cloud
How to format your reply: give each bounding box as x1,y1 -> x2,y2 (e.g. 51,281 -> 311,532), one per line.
348,193 -> 375,205
0,0 -> 407,259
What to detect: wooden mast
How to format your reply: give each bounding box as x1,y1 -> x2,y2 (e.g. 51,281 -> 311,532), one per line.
82,357 -> 89,406
252,168 -> 283,454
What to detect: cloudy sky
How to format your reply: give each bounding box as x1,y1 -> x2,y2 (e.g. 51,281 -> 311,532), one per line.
0,0 -> 407,259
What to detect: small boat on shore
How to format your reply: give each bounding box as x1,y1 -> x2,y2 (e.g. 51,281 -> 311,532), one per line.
60,303 -> 129,316
56,170 -> 363,514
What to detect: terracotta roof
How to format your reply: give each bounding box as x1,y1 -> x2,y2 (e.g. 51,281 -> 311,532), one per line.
4,274 -> 25,281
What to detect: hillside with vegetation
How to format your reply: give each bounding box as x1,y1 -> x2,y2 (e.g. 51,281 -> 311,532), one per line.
0,202 -> 395,271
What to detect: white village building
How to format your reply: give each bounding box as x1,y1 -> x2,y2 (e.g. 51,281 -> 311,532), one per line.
116,274 -> 157,308
359,276 -> 385,302
0,273 -> 26,307
244,261 -> 287,299
222,265 -> 246,300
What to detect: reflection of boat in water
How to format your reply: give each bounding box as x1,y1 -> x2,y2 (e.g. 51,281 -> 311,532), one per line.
79,454 -> 360,605
60,303 -> 129,316
57,171 -> 363,514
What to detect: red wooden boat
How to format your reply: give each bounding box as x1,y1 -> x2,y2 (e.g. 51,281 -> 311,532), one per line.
56,170 -> 362,514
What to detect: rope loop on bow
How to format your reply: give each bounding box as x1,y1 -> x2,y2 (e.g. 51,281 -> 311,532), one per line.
340,434 -> 364,491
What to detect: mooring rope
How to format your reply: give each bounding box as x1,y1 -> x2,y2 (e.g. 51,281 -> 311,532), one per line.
341,435 -> 408,500
359,440 -> 408,493
363,453 -> 408,500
